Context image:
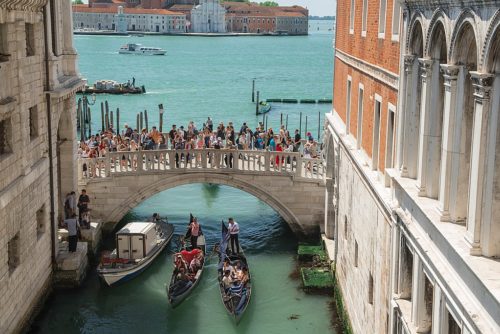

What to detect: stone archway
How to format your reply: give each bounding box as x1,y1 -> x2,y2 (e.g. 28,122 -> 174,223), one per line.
86,172 -> 325,237
449,22 -> 477,222
400,19 -> 424,179
419,21 -> 447,199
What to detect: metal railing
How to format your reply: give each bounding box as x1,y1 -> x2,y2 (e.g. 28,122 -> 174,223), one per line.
78,149 -> 324,181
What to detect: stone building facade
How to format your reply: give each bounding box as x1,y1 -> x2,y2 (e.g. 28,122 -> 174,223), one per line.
190,0 -> 225,33
72,5 -> 186,33
326,0 -> 401,333
0,0 -> 83,332
326,0 -> 500,333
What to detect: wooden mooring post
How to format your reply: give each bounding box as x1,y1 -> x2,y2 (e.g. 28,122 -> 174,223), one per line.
252,79 -> 255,102
100,102 -> 105,132
255,91 -> 260,115
159,104 -> 164,133
116,108 -> 120,133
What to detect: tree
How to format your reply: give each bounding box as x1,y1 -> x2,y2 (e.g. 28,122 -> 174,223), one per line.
260,1 -> 278,6
72,0 -> 84,4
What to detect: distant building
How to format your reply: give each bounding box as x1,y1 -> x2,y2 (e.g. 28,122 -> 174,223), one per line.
190,0 -> 226,33
224,2 -> 308,35
73,5 -> 186,33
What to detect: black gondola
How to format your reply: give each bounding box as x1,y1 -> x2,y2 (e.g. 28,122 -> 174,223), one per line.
216,221 -> 252,324
167,214 -> 206,308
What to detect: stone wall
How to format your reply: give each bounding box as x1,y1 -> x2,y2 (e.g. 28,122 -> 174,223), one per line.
0,1 -> 83,332
327,113 -> 393,334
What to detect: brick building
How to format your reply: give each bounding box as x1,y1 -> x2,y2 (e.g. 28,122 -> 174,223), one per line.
0,0 -> 83,332
224,2 -> 308,35
325,0 -> 500,333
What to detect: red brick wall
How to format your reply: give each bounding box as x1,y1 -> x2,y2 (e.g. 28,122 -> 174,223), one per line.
335,0 -> 400,74
334,59 -> 397,171
334,0 -> 399,171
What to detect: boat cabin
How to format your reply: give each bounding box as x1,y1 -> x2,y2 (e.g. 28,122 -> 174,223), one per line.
116,222 -> 158,260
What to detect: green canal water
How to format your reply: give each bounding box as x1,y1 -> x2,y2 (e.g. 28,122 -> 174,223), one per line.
32,21 -> 336,334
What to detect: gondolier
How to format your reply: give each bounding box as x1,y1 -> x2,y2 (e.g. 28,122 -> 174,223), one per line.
189,217 -> 201,249
228,217 -> 240,254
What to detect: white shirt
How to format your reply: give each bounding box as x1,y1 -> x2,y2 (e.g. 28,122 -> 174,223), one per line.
229,222 -> 239,235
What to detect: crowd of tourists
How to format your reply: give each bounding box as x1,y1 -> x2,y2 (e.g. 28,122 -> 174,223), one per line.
77,117 -> 320,160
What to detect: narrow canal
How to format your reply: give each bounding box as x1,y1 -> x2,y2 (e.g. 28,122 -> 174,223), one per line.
31,20 -> 336,333
32,184 -> 336,333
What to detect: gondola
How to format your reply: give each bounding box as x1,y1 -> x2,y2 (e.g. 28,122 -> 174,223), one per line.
216,221 -> 252,324
97,219 -> 174,286
167,214 -> 206,308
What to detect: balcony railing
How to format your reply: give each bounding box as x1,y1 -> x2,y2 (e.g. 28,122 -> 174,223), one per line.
78,148 -> 325,181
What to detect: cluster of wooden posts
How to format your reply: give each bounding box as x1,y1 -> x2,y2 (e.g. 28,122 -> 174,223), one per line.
77,98 -> 165,141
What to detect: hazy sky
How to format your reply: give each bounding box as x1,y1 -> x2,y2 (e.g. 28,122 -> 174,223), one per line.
277,0 -> 336,16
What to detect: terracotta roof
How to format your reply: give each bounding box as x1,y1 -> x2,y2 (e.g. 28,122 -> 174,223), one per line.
72,5 -> 182,16
167,4 -> 194,10
223,2 -> 307,17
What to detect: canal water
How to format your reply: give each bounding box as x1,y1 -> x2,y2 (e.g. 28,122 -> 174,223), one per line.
32,21 -> 336,333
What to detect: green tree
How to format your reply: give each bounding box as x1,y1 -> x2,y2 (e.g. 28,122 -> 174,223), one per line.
260,1 -> 278,6
72,0 -> 84,4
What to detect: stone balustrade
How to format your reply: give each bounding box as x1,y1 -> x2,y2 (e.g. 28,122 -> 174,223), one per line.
77,148 -> 325,182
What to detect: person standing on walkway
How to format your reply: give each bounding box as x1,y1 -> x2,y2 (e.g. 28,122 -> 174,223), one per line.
189,217 -> 201,249
65,213 -> 80,253
77,189 -> 90,222
64,191 -> 76,219
228,217 -> 240,254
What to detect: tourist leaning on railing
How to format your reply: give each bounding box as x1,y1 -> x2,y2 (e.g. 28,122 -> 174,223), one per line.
76,118 -> 322,173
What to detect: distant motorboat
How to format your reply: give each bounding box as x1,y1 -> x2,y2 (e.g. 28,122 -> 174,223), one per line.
119,43 -> 166,55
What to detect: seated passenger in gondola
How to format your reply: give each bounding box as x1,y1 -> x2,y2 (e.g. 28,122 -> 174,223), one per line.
189,252 -> 203,273
176,267 -> 190,281
222,269 -> 233,292
222,258 -> 234,276
174,254 -> 188,273
237,267 -> 249,286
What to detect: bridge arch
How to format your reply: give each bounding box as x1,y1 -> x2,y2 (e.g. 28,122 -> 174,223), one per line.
88,172 -> 324,236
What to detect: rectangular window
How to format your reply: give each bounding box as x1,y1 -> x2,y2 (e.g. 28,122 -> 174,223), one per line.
36,205 -> 46,239
29,105 -> 38,140
385,104 -> 396,169
378,0 -> 387,37
372,96 -> 382,170
349,0 -> 355,33
0,117 -> 12,156
357,85 -> 364,149
447,310 -> 462,334
423,275 -> 434,331
8,232 -> 20,273
354,240 -> 359,267
368,272 -> 374,304
25,23 -> 35,57
399,237 -> 413,300
0,23 -> 9,62
344,215 -> 348,239
392,0 -> 401,41
346,77 -> 352,134
361,0 -> 368,36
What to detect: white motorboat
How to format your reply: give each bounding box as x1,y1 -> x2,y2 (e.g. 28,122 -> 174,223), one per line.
97,220 -> 174,286
118,43 -> 166,55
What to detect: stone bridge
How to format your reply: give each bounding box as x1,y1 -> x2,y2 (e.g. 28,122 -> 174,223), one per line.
78,148 -> 326,236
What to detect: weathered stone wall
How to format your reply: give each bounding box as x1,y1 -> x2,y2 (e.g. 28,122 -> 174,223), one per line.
333,134 -> 392,334
0,1 -> 83,332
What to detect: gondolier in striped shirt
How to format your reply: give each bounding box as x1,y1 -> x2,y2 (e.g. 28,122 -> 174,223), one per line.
228,217 -> 240,254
